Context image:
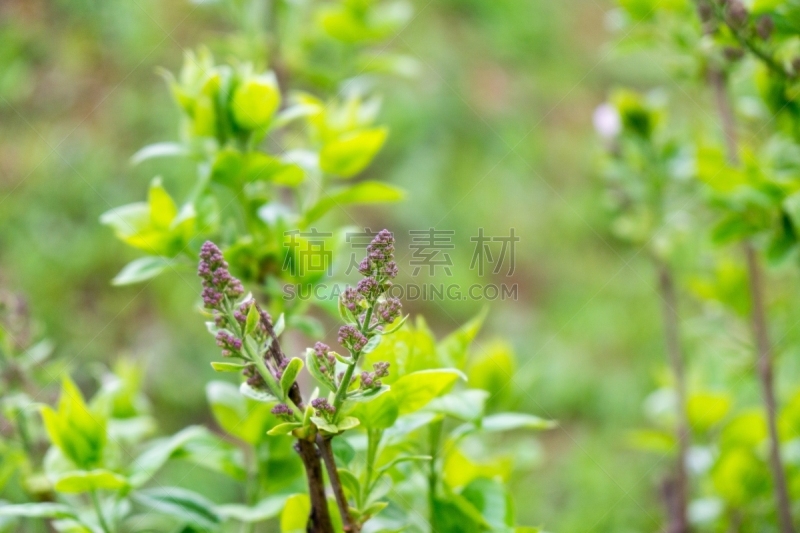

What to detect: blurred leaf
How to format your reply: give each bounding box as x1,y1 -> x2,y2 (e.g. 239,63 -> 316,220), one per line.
687,391 -> 732,433
320,128 -> 388,177
130,142 -> 188,165
53,469 -> 128,493
280,494 -> 310,533
425,390 -> 489,422
302,181 -> 404,226
392,369 -> 465,415
0,503 -> 78,519
437,307 -> 487,369
231,75 -> 281,130
128,426 -> 208,487
112,256 -> 175,286
460,478 -> 514,529
216,495 -> 287,523
207,381 -> 275,444
134,487 -> 221,530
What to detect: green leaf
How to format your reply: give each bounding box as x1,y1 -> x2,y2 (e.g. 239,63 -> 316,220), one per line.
280,358 -> 304,399
460,478 -> 514,529
359,501 -> 388,519
210,361 -> 247,373
40,376 -> 106,469
392,369 -> 465,415
130,142 -> 188,165
0,503 -> 78,519
280,493 -> 310,533
128,426 -> 208,487
267,422 -> 302,436
302,182 -> 404,226
148,177 -> 178,229
273,313 -> 286,337
311,416 -> 339,434
112,256 -> 175,285
216,495 -> 288,523
336,469 -> 361,501
425,390 -> 489,422
377,455 -> 432,477
336,417 -> 360,432
437,308 -> 487,369
53,469 -> 128,493
320,127 -> 388,177
306,347 -> 337,393
347,389 -> 399,429
481,413 -> 555,432
206,381 -> 274,444
231,75 -> 281,130
245,302 -> 259,336
133,487 -> 221,529
688,392 -> 732,433
361,334 -> 382,355
239,382 -> 280,403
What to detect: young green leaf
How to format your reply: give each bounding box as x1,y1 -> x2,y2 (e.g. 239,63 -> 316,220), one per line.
279,358 -> 304,399
267,422 -> 302,436
244,302 -> 260,336
210,361 -> 247,373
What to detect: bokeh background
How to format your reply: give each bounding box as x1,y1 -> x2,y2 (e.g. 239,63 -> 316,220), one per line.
0,0 -> 752,530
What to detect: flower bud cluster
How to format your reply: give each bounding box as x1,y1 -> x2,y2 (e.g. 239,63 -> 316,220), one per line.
199,241 -> 244,310
357,229 -> 398,282
313,342 -> 338,382
199,241 -> 288,396
360,361 -> 390,391
311,398 -> 336,421
338,325 -> 368,352
271,403 -> 294,421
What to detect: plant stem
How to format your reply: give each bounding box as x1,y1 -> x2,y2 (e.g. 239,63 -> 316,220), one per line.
427,419 -> 443,530
656,261 -> 691,533
708,65 -> 795,533
333,306 -> 375,413
365,429 -> 380,498
317,436 -> 358,532
295,439 -> 335,533
90,489 -> 112,533
745,242 -> 794,533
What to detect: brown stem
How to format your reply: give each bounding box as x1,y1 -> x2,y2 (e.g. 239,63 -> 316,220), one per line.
317,435 -> 358,532
745,243 -> 794,533
707,64 -> 795,533
296,439 -> 335,533
656,262 -> 691,533
262,322 -> 335,532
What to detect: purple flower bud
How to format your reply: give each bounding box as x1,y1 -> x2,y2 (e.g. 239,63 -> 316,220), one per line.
311,397 -> 336,415
340,287 -> 361,313
216,331 -> 243,357
373,361 -> 390,378
198,241 -> 244,310
357,229 -> 397,280
243,365 -> 266,389
375,298 -> 402,324
338,325 -> 368,352
271,403 -> 294,420
357,277 -> 379,299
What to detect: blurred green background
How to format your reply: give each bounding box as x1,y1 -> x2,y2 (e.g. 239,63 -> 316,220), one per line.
0,0 -> 741,530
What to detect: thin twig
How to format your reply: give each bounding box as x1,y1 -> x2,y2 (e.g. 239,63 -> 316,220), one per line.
317,435 -> 358,532
656,261 -> 691,533
708,64 -> 795,533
